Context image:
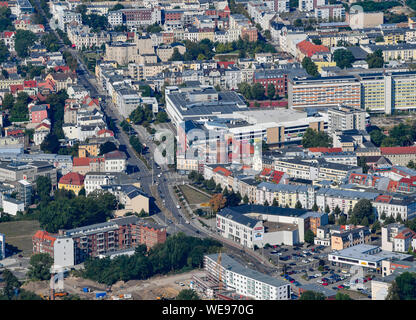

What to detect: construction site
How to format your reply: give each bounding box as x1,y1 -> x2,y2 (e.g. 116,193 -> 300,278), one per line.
22,270 -> 207,300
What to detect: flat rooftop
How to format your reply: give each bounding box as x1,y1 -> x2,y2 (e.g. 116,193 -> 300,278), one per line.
330,244 -> 412,263
263,221 -> 298,232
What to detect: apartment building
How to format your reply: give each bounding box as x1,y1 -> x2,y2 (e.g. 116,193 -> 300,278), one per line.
380,146 -> 416,166
381,223 -> 416,253
34,217 -> 166,266
331,226 -> 371,251
288,75 -> 361,109
299,0 -> 327,11
373,194 -> 416,221
327,106 -> 366,133
32,230 -> 56,256
314,4 -> 345,21
105,42 -> 138,66
358,71 -> 416,114
0,161 -> 58,188
204,253 -> 291,300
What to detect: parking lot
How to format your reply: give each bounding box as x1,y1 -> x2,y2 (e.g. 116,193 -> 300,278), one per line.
261,244 -> 373,299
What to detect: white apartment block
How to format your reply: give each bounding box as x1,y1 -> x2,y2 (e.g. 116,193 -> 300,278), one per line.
299,0 -> 327,12
84,173 -> 118,195
108,11 -> 123,26
54,237 -> 75,268
381,223 -> 416,253
314,5 -> 345,21
204,253 -> 291,300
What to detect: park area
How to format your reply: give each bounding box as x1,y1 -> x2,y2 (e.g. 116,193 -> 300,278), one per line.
0,220 -> 40,256
177,184 -> 211,211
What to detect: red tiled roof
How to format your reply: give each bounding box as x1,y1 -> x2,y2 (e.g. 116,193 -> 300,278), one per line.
375,195 -> 393,203
381,146 -> 416,155
36,122 -> 50,130
10,84 -> 23,94
104,150 -> 126,160
33,230 -> 56,244
213,166 -> 232,177
59,172 -> 85,186
309,147 -> 343,153
7,129 -> 24,136
394,228 -> 416,240
24,80 -> 37,88
296,40 -> 330,57
97,129 -> 114,136
3,31 -> 15,38
260,168 -> 272,176
73,157 -> 90,167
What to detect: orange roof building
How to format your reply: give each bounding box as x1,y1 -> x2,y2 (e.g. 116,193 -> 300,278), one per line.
32,230 -> 57,257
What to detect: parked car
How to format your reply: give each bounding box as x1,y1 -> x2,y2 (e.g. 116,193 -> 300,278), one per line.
337,285 -> 344,289
322,283 -> 329,286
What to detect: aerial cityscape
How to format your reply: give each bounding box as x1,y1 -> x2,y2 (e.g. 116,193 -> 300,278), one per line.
0,0 -> 415,304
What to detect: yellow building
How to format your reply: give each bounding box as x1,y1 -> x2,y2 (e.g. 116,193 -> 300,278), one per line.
58,172 -> 85,195
315,61 -> 337,73
78,142 -> 100,157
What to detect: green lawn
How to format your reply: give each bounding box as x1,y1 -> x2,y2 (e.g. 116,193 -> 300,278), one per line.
0,220 -> 41,256
178,185 -> 210,205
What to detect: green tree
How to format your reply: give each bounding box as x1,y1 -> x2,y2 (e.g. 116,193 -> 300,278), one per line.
272,198 -> 279,207
366,49 -> 384,68
146,23 -> 162,33
10,91 -> 31,122
36,176 -> 51,203
358,157 -> 369,174
302,128 -> 332,148
333,49 -> 355,69
28,253 -> 53,281
335,292 -> 352,300
304,229 -> 315,244
78,187 -> 86,196
325,205 -> 330,214
15,30 -> 37,58
370,129 -> 386,147
386,272 -> 416,300
156,111 -> 169,123
333,205 -> 341,216
294,19 -> 303,27
302,57 -> 319,77
375,35 -> 384,43
0,41 -> 9,63
237,82 -> 252,100
266,83 -> 276,100
250,83 -> 265,100
176,289 -> 200,300
40,133 -> 60,154
312,39 -> 322,45
99,141 -> 118,155
2,93 -> 13,110
243,194 -> 249,204
295,200 -> 303,209
299,290 -> 326,300
312,203 -> 319,212
351,199 -> 374,225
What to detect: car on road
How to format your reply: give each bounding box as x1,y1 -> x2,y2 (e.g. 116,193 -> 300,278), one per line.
176,205 -> 181,209
337,285 -> 344,289
322,282 -> 329,286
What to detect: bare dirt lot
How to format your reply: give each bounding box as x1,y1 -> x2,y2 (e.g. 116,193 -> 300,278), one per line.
22,269 -> 206,300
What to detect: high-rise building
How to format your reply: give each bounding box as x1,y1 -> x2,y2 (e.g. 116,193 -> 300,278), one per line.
288,76 -> 361,109
328,106 -> 367,133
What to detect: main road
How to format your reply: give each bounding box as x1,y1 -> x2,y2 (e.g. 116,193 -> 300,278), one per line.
31,0 -> 278,273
